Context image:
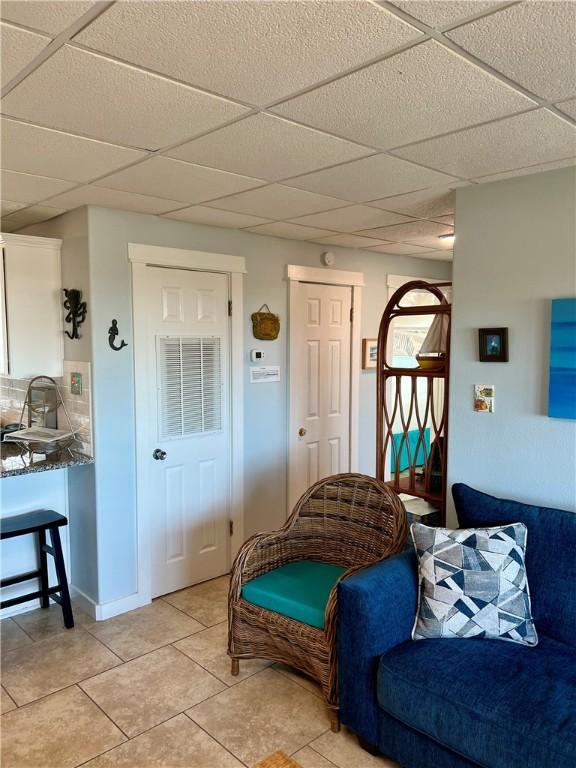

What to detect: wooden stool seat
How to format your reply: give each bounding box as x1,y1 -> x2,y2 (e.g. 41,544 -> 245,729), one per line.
1,509 -> 74,628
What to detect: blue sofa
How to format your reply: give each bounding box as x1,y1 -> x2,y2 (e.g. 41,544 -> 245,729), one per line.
338,484 -> 576,768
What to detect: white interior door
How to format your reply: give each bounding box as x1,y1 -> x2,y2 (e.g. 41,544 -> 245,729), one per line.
135,266 -> 231,598
289,281 -> 352,511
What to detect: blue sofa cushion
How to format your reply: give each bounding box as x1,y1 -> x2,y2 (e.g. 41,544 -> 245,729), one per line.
377,636 -> 576,768
453,484 -> 576,647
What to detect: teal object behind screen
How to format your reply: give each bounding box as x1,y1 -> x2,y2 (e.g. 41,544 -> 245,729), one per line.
242,560 -> 346,629
392,428 -> 430,473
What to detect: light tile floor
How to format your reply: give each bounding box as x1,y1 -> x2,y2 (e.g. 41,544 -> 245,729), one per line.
0,575 -> 398,768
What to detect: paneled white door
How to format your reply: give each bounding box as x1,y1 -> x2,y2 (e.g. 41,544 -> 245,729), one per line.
135,266 -> 230,598
289,281 -> 352,511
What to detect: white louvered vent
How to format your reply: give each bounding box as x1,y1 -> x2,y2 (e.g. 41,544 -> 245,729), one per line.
158,335 -> 222,439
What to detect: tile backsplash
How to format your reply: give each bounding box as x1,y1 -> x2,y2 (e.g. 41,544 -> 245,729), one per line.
0,361 -> 93,457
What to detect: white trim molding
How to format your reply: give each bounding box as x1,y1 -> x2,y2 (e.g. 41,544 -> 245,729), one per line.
287,264 -> 364,286
287,264 -> 364,514
128,243 -> 246,274
130,244 -> 245,609
0,233 -> 62,250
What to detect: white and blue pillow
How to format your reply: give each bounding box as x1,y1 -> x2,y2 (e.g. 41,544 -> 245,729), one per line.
411,522 -> 538,646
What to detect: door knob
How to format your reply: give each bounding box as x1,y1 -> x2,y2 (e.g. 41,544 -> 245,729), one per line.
153,448 -> 167,461
298,427 -> 307,437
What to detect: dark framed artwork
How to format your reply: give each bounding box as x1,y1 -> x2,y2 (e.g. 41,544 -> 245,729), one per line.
478,327 -> 508,362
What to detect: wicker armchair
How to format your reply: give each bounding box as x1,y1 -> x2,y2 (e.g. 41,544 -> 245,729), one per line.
228,473 -> 408,731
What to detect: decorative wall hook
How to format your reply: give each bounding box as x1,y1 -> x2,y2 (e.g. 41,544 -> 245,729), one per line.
108,319 -> 128,351
63,289 -> 87,340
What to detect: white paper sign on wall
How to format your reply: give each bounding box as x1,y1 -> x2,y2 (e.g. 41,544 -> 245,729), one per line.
250,365 -> 281,384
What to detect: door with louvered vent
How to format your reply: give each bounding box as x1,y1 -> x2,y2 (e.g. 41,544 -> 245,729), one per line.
136,266 -> 230,597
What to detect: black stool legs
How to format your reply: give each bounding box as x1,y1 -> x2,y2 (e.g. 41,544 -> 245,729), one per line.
37,528 -> 50,609
49,527 -> 74,628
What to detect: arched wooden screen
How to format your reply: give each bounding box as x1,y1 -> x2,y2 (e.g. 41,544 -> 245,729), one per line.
376,280 -> 451,524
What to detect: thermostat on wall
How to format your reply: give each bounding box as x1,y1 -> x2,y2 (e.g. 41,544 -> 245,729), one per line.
250,349 -> 264,362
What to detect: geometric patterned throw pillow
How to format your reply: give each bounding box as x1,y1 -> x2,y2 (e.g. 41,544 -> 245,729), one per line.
411,522 -> 538,646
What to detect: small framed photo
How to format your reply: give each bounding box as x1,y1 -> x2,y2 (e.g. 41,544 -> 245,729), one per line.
478,327 -> 508,362
362,338 -> 378,369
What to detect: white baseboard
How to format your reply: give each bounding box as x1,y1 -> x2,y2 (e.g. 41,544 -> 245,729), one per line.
70,586 -> 148,621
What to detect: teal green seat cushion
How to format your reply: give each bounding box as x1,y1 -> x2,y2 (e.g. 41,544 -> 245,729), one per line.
241,560 -> 346,629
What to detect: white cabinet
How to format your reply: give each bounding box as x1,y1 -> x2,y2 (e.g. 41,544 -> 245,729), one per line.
0,233 -> 63,378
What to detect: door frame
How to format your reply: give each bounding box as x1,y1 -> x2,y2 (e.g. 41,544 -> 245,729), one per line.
129,243 -> 245,606
287,264 -> 364,514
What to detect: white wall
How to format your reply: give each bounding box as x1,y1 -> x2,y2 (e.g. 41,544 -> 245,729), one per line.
26,205 -> 450,609
448,167 -> 576,522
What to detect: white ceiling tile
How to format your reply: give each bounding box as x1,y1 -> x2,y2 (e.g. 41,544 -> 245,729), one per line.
2,204 -> 66,228
1,45 -> 249,150
394,110 -> 576,178
75,1 -> 422,105
207,184 -> 347,220
430,214 -> 455,226
163,206 -> 271,229
314,233 -> 389,248
368,186 -> 458,217
286,154 -> 457,202
1,1 -> 95,36
556,99 -> 576,121
366,242 -> 438,256
1,117 -> 147,183
1,200 -> 26,216
245,222 -> 335,241
1,21 -> 50,86
389,2 -> 503,30
274,40 -> 534,150
473,157 -> 576,184
357,220 -> 452,242
407,235 -> 454,249
95,157 -> 264,205
44,185 -> 184,215
1,219 -> 22,232
166,113 -> 372,181
447,2 -> 576,101
289,205 -> 414,233
1,169 -> 76,203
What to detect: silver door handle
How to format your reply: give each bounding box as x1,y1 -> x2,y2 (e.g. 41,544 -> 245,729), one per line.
298,427 -> 307,437
153,448 -> 167,460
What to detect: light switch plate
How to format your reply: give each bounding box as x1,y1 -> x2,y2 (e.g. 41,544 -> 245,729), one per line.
70,371 -> 83,395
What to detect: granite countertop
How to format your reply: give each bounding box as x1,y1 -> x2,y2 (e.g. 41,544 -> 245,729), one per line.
0,441 -> 94,478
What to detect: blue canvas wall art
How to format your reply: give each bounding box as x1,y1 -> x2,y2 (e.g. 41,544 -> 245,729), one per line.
548,298 -> 576,420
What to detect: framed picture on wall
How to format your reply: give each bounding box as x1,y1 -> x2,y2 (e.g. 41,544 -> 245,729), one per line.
478,327 -> 508,362
362,338 -> 378,369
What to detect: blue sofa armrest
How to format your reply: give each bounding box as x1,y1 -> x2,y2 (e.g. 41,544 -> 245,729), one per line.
338,549 -> 418,746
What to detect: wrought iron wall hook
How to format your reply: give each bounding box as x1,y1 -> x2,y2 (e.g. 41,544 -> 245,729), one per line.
108,319 -> 128,351
63,289 -> 87,340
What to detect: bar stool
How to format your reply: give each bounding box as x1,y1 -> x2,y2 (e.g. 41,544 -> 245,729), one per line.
0,509 -> 74,628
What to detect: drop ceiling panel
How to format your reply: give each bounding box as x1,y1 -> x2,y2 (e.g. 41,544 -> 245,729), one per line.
366,242 -> 436,255
1,46 -> 249,150
163,206 -> 271,229
447,2 -> 576,102
165,113 -> 372,181
358,220 -> 452,242
394,110 -> 576,179
473,157 -> 576,184
95,157 -> 264,205
1,200 -> 26,216
207,184 -> 346,220
389,2 -> 503,30
74,1 -> 422,105
2,204 -> 66,228
1,118 -> 147,183
431,214 -> 455,226
289,205 -> 413,232
286,154 -> 458,202
314,233 -> 388,248
45,185 -> 184,215
368,187 -> 457,218
244,222 -> 335,240
406,235 -> 454,250
273,40 -> 534,150
1,22 -> 50,86
557,99 -> 576,121
1,170 -> 76,203
1,1 -> 95,36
